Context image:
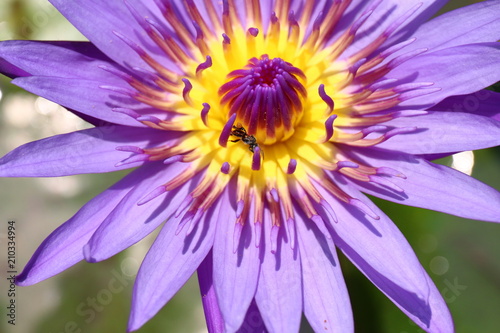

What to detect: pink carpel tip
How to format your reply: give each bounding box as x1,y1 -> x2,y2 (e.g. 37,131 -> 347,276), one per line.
219,113 -> 236,147
201,103 -> 211,127
252,146 -> 262,171
220,162 -> 231,174
248,27 -> 259,37
271,11 -> 278,24
287,159 -> 297,174
318,84 -> 334,114
196,56 -> 213,75
182,78 -> 193,105
137,185 -> 167,205
322,114 -> 337,142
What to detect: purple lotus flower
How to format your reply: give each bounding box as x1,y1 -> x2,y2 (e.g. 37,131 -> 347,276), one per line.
1,0 -> 500,332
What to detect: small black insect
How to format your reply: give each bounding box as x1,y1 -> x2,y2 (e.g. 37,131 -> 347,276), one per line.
230,124 -> 260,154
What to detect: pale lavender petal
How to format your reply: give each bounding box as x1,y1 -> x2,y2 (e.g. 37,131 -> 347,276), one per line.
127,188 -> 227,332
433,90 -> 500,121
388,43 -> 500,107
321,177 -> 453,332
0,41 -> 115,81
345,148 -> 500,223
15,164 -> 154,286
314,177 -> 430,307
49,0 -> 179,73
0,126 -> 175,177
401,1 -> 500,54
255,222 -> 302,333
295,213 -> 353,333
84,162 -> 198,262
212,187 -> 261,332
12,76 -> 144,127
378,111 -> 500,154
198,251 -> 225,333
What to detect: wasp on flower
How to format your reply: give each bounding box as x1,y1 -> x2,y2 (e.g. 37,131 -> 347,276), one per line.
230,124 -> 260,154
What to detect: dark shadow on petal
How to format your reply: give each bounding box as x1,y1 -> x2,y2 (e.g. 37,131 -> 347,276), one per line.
300,212 -> 338,268
272,226 -> 298,271
235,221 -> 254,267
236,299 -> 267,333
332,230 -> 432,328
192,192 -> 222,253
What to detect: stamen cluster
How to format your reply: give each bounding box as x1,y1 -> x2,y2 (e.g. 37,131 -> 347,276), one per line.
219,55 -> 306,144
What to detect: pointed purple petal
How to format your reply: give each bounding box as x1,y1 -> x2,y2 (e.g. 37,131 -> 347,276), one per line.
198,251 -> 225,333
320,178 -> 453,332
388,43 -> 500,108
212,191 -> 261,332
48,0 -> 178,73
0,126 -> 175,177
346,148 -> 500,223
15,165 -> 152,286
403,1 -> 500,54
254,223 -> 302,333
315,177 -> 429,306
128,187 -> 227,331
295,213 -> 353,333
0,40 -> 114,80
378,111 -> 500,154
12,76 -> 146,127
235,300 -> 267,333
339,0 -> 447,58
84,162 -> 198,262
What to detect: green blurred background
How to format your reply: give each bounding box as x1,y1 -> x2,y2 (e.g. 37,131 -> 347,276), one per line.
0,0 -> 499,332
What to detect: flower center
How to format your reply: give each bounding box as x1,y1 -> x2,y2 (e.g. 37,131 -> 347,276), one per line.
219,55 -> 307,144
